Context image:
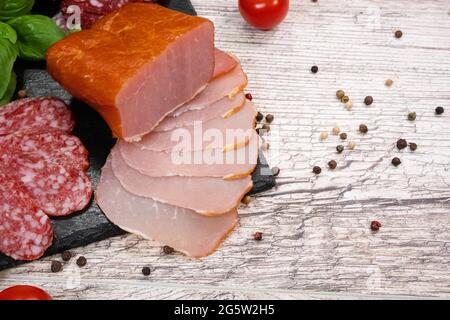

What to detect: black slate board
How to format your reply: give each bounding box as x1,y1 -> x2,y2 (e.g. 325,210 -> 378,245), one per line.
0,0 -> 276,271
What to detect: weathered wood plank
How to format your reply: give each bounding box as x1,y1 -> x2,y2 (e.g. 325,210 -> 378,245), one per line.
1,0 -> 450,299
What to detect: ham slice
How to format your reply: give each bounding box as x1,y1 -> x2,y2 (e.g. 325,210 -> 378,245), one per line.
119,131 -> 259,179
47,3 -> 215,141
110,147 -> 252,215
171,60 -> 248,118
97,159 -> 238,258
213,49 -> 238,80
135,100 -> 257,152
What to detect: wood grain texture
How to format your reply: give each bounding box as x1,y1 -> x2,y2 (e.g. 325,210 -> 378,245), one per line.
1,0 -> 450,299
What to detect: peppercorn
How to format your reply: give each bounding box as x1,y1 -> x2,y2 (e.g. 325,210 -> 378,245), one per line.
256,112 -> 264,122
345,100 -> 353,110
396,139 -> 407,150
336,145 -> 344,153
17,89 -> 27,99
394,30 -> 403,38
256,128 -> 260,135
359,124 -> 368,134
435,106 -> 444,115
385,79 -> 393,87
271,167 -> 280,176
341,95 -> 350,103
76,256 -> 87,267
408,112 -> 416,121
51,261 -> 63,273
163,246 -> 174,254
392,157 -> 402,167
328,160 -> 337,169
409,142 -> 418,151
364,96 -> 373,106
262,142 -> 270,151
265,114 -> 274,123
311,0 -> 318,2
370,220 -> 382,231
311,65 -> 318,73
241,195 -> 252,205
348,141 -> 356,150
245,93 -> 253,101
313,166 -> 322,174
339,133 -> 347,140
332,127 -> 340,135
142,267 -> 151,276
261,124 -> 271,133
336,90 -> 345,99
254,232 -> 263,241
320,132 -> 328,140
61,250 -> 72,262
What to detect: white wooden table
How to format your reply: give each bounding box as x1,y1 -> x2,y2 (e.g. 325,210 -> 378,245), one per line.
1,0 -> 450,299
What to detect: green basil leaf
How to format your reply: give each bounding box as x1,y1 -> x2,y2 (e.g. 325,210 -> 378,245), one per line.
0,0 -> 34,21
0,71 -> 17,106
0,38 -> 18,98
8,15 -> 65,61
0,21 -> 17,43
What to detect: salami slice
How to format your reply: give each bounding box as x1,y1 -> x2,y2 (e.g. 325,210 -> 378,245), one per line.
0,173 -> 53,261
6,153 -> 93,217
0,97 -> 75,136
0,130 -> 89,171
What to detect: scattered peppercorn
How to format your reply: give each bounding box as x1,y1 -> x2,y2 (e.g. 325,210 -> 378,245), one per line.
394,30 -> 403,38
241,195 -> 252,205
311,0 -> 318,3
435,106 -> 444,115
359,124 -> 368,134
265,114 -> 274,123
313,166 -> 322,174
328,160 -> 337,169
17,89 -> 27,99
262,123 -> 271,132
256,128 -> 260,135
163,246 -> 174,254
320,132 -> 329,140
332,127 -> 340,135
245,93 -> 253,101
336,90 -> 345,99
61,250 -> 72,262
408,112 -> 416,121
142,267 -> 151,276
348,141 -> 356,150
339,132 -> 348,140
385,79 -> 393,87
254,232 -> 263,241
370,220 -> 382,231
76,256 -> 87,267
341,95 -> 350,103
345,100 -> 353,110
392,157 -> 402,167
51,261 -> 63,273
262,142 -> 270,151
364,96 -> 373,106
396,139 -> 407,150
271,167 -> 280,176
311,65 -> 318,73
409,142 -> 418,151
256,112 -> 264,122
336,145 -> 344,153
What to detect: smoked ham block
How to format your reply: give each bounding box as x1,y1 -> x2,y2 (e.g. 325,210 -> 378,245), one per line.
47,3 -> 215,141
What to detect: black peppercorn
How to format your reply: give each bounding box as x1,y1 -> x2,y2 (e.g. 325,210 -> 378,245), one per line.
311,65 -> 318,73
51,261 -> 63,273
328,160 -> 337,169
271,167 -> 280,176
163,246 -> 174,254
359,124 -> 368,134
408,112 -> 416,121
142,267 -> 151,276
245,93 -> 253,101
396,139 -> 407,150
392,157 -> 402,167
76,256 -> 87,267
256,112 -> 264,122
336,145 -> 344,153
341,95 -> 350,103
254,232 -> 263,241
336,90 -> 345,99
364,96 -> 373,106
339,133 -> 347,140
61,250 -> 72,262
371,220 -> 382,231
394,30 -> 403,38
262,124 -> 271,132
313,166 -> 322,174
409,142 -> 418,151
265,114 -> 274,123
435,106 -> 444,115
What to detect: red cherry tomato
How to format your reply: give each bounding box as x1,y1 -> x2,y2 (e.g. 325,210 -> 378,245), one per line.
0,285 -> 52,300
239,0 -> 289,30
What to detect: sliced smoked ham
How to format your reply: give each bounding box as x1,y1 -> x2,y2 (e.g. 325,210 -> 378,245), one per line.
47,3 -> 215,141
97,159 -> 238,257
119,131 -> 259,179
135,100 -> 256,152
110,147 -> 252,215
213,49 -> 238,80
